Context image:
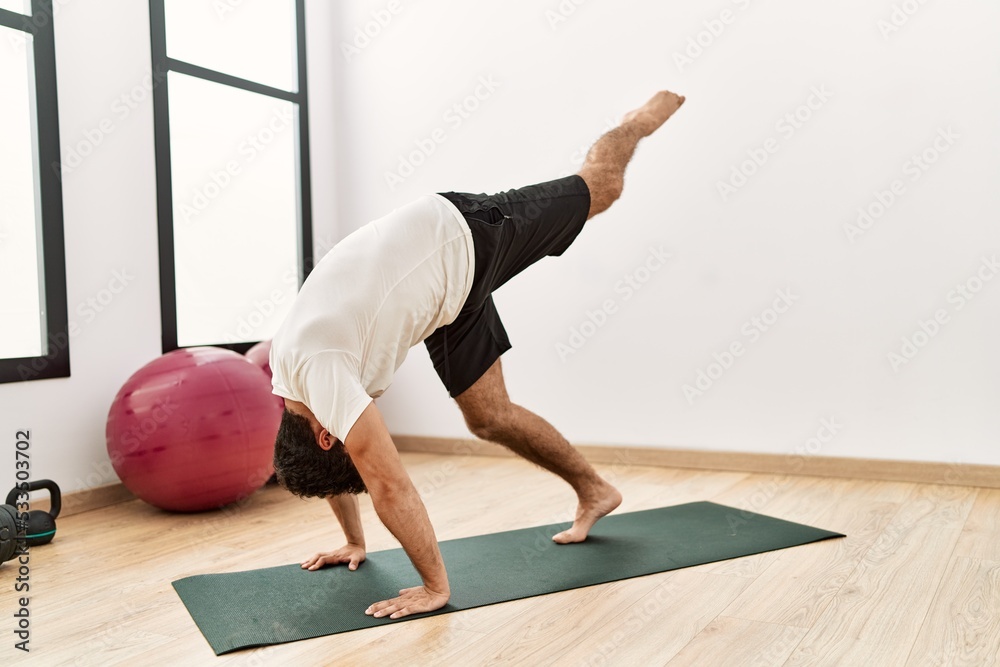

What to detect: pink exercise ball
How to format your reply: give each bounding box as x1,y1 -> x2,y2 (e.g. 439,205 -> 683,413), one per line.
244,339 -> 272,378
106,347 -> 282,512
245,339 -> 283,410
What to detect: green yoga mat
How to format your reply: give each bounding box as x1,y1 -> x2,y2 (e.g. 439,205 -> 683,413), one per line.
173,501 -> 843,655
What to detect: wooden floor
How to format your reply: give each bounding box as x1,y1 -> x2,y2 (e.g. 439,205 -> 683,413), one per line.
5,452 -> 999,666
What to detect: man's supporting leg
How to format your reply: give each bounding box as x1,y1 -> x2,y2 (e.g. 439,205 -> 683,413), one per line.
450,91 -> 687,542
455,358 -> 622,544
578,90 -> 686,219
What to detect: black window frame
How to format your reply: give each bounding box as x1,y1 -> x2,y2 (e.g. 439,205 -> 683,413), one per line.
0,0 -> 70,385
148,0 -> 313,354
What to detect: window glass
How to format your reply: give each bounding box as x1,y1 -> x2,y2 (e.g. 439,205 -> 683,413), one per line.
0,27 -> 45,359
168,72 -> 299,346
0,1 -> 31,16
164,0 -> 297,92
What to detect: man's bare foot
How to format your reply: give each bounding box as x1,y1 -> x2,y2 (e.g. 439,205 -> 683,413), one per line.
622,90 -> 686,138
552,481 -> 623,544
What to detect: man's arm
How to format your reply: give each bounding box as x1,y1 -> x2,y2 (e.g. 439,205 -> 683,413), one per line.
343,402 -> 450,619
300,494 -> 367,571
327,494 -> 365,546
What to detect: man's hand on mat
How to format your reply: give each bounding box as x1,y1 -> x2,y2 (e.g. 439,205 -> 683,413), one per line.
365,585 -> 450,619
300,543 -> 366,571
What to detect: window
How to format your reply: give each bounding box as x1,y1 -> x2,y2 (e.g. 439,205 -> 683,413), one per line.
149,0 -> 312,352
0,0 -> 70,384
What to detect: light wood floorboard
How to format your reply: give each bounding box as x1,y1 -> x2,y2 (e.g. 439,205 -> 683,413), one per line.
721,481 -> 907,628
784,484 -> 978,667
2,452 -> 998,666
668,616 -> 808,667
954,488 -> 1000,562
905,554 -> 1000,667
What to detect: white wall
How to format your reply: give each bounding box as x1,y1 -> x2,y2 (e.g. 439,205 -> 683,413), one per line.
0,0 -> 338,494
338,0 -> 1000,466
2,0 -> 996,501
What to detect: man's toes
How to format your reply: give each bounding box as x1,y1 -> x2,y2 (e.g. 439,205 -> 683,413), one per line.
552,528 -> 572,544
552,527 -> 585,544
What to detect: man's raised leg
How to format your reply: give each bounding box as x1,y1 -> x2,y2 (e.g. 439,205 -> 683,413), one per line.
455,358 -> 621,544
578,90 -> 685,219
452,91 -> 686,543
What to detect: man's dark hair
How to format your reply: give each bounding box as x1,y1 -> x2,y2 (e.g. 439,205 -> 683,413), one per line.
273,409 -> 367,497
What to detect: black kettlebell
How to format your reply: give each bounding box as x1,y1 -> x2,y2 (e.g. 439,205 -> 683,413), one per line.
0,480 -> 61,565
0,501 -> 18,566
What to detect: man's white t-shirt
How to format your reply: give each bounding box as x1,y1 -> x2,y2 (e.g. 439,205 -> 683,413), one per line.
270,194 -> 474,440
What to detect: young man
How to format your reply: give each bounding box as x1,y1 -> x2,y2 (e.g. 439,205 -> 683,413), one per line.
269,90 -> 686,620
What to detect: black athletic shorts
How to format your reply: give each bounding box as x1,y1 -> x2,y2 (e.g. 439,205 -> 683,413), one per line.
424,174 -> 591,398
